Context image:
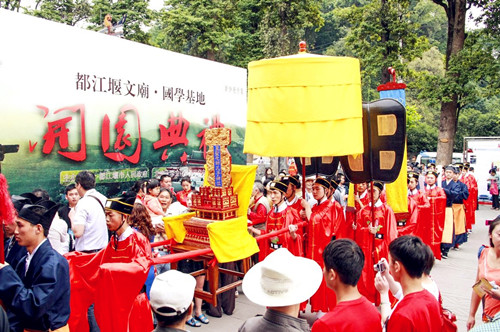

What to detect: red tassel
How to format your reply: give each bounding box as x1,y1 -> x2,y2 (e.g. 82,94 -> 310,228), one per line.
0,174 -> 15,226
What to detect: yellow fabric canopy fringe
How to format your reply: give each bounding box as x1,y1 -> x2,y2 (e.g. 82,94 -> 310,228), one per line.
244,54 -> 364,157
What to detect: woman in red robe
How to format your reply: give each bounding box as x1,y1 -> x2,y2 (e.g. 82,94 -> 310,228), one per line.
343,182 -> 371,240
175,176 -> 192,207
248,178 -> 303,261
402,172 -> 430,236
419,171 -> 446,260
355,181 -> 397,304
461,164 -> 478,231
302,177 -> 338,313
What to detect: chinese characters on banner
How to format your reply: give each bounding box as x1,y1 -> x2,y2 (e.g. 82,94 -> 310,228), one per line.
31,105 -> 225,165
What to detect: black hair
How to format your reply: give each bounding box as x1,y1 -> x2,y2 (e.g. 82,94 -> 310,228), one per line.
147,179 -> 160,193
154,307 -> 190,327
159,187 -> 172,198
423,244 -> 435,276
389,235 -> 427,279
75,171 -> 96,190
180,176 -> 191,184
65,184 -> 76,195
131,180 -> 147,193
489,215 -> 500,247
323,239 -> 364,286
159,174 -> 171,181
32,188 -> 50,201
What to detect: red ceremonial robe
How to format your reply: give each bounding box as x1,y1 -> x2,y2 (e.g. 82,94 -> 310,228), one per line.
176,189 -> 191,207
344,191 -> 371,241
405,190 -> 431,237
248,195 -> 269,226
421,186 -> 446,260
258,203 -> 303,261
287,196 -> 304,217
355,202 -> 397,304
65,231 -> 153,332
462,174 -> 478,230
305,198 -> 338,312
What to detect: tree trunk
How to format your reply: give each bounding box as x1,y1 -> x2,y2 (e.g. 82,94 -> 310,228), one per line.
434,0 -> 466,166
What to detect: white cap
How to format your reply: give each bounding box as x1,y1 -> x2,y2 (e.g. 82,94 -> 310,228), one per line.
150,270 -> 196,317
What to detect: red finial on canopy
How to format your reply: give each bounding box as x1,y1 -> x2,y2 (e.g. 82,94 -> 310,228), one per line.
388,67 -> 396,82
299,41 -> 307,53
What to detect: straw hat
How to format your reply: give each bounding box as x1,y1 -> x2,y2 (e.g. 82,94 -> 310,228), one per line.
242,248 -> 322,307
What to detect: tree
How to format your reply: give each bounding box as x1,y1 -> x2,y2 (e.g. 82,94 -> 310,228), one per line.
152,0 -> 236,61
29,0 -> 91,26
432,0 -> 467,165
258,0 -> 323,58
325,0 -> 429,100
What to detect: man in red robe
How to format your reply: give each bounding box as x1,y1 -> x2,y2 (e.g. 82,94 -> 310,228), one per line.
248,179 -> 303,261
247,181 -> 270,227
461,163 -> 477,231
283,175 -> 305,217
328,177 -> 347,240
419,171 -> 446,260
300,177 -> 338,313
401,172 -> 430,236
355,181 -> 397,304
65,196 -> 154,332
344,182 -> 371,241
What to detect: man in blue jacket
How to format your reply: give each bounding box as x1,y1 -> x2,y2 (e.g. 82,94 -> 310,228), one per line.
0,200 -> 70,331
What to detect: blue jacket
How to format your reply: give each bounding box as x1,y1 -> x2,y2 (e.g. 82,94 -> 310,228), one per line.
441,180 -> 469,207
0,240 -> 70,332
4,237 -> 27,269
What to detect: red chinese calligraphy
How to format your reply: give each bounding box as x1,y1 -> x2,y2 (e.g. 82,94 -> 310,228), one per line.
153,112 -> 190,161
197,115 -> 224,159
101,105 -> 142,164
39,105 -> 87,161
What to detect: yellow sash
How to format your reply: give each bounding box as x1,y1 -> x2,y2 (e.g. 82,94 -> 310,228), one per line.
452,204 -> 466,235
442,207 -> 454,244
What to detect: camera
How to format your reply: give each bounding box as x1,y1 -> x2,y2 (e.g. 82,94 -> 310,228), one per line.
373,260 -> 386,273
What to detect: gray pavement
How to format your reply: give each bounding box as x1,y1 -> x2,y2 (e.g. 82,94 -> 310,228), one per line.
191,205 -> 499,332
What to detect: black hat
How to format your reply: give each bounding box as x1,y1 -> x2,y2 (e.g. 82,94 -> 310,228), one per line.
372,181 -> 384,192
445,165 -> 455,172
20,193 -> 43,204
427,163 -> 436,168
453,163 -> 464,171
18,200 -> 60,232
426,170 -> 439,178
269,180 -> 289,195
105,196 -> 136,215
314,177 -> 331,190
11,195 -> 32,213
407,172 -> 419,181
329,177 -> 339,191
464,162 -> 470,170
289,175 -> 301,189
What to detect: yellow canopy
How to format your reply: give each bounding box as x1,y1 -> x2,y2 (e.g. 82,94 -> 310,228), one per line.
244,53 -> 364,157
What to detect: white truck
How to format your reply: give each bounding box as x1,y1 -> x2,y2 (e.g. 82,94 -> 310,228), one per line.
463,137 -> 500,201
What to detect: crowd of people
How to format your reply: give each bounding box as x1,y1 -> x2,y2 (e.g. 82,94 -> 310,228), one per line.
0,159 -> 498,331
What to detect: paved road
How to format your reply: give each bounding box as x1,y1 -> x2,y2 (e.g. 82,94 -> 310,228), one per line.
192,205 -> 499,332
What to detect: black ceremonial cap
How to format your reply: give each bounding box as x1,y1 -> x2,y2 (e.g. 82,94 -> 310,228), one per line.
11,195 -> 32,213
373,181 -> 384,192
329,177 -> 339,190
314,177 -> 331,190
18,200 -> 60,231
426,170 -> 439,178
288,175 -> 301,189
407,172 -> 419,181
269,180 -> 289,195
105,196 -> 136,215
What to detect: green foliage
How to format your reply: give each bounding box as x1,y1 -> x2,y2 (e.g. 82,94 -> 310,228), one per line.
28,0 -> 91,25
87,0 -> 153,44
258,0 -> 323,57
324,0 -> 429,101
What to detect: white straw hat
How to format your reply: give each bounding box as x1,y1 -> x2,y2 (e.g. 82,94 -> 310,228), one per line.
242,248 -> 322,307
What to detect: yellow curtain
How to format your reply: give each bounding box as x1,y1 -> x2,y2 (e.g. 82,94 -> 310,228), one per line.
385,148 -> 408,214
244,54 -> 364,157
203,164 -> 260,262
